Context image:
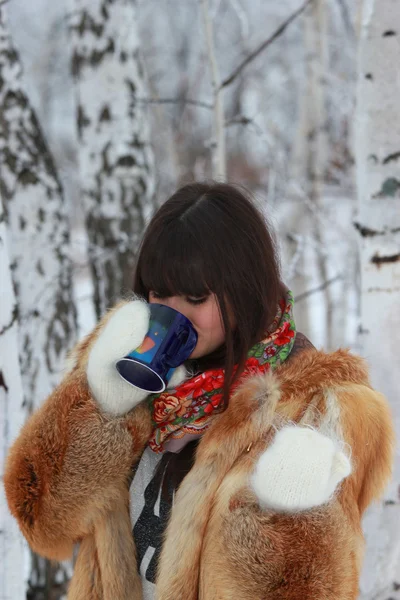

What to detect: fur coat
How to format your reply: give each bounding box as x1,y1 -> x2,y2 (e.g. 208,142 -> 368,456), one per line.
4,314 -> 394,600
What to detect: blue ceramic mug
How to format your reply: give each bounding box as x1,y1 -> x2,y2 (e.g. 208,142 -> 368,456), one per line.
115,303 -> 198,393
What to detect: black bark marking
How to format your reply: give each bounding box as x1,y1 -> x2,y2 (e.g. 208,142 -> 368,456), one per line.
101,2 -> 109,21
373,178 -> 400,198
354,222 -> 400,237
371,253 -> 400,266
77,104 -> 91,137
357,324 -> 370,335
383,30 -> 396,37
36,259 -> 44,276
19,169 -> 39,186
90,38 -> 115,68
71,51 -> 84,79
75,11 -> 104,38
45,275 -> 77,371
126,79 -> 137,96
365,73 -> 373,80
72,41 -> 116,77
383,151 -> 400,165
117,155 -> 136,168
100,142 -> 112,176
0,370 -> 9,392
99,105 -> 111,122
354,222 -> 380,237
0,304 -> 18,336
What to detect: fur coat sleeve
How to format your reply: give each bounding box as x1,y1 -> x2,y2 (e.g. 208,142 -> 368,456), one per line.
4,312 -> 152,562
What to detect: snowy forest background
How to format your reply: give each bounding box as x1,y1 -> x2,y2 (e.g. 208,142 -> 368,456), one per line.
1,0 -> 399,598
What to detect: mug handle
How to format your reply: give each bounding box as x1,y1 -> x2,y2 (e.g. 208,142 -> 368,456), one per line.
163,326 -> 198,368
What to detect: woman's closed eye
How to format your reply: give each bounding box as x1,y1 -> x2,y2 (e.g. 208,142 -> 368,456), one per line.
149,291 -> 208,306
186,296 -> 208,306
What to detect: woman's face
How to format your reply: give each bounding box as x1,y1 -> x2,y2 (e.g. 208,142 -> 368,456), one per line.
148,291 -> 226,358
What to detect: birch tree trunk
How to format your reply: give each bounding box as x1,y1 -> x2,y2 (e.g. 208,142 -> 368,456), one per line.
0,3 -> 77,412
305,0 -> 335,349
1,4 -> 77,597
200,0 -> 226,180
0,199 -> 28,600
286,0 -> 329,346
70,0 -> 155,319
355,1 -> 400,597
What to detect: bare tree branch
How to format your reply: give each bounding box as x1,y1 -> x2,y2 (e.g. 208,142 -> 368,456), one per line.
295,274 -> 343,303
220,0 -> 313,90
286,233 -> 306,281
225,115 -> 253,127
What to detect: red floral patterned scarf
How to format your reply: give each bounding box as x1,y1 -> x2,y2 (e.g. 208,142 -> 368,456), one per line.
148,289 -> 296,453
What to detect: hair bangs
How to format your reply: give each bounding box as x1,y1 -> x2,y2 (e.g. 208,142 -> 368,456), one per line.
138,224 -> 212,299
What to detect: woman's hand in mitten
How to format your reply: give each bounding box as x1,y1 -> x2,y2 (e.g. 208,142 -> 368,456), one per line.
87,299 -> 151,415
250,426 -> 351,512
87,299 -> 189,416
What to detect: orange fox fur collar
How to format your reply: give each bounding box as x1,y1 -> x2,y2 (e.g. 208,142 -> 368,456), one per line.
5,331 -> 394,599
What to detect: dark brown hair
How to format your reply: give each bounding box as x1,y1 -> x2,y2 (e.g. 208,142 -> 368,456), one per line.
133,181 -> 281,402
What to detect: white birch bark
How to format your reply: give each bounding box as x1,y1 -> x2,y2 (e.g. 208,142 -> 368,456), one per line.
70,0 -> 155,318
200,0 -> 226,180
286,0 -> 330,346
0,199 -> 28,600
304,0 -> 328,206
305,0 -> 336,349
0,3 -> 77,413
355,0 -> 400,597
286,10 -> 314,342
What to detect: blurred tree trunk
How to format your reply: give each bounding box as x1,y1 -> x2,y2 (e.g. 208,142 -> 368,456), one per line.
286,41 -> 311,340
0,197 -> 28,600
70,0 -> 155,319
0,4 -> 77,598
305,0 -> 328,206
200,0 -> 226,180
355,0 -> 400,598
305,0 -> 335,349
286,0 -> 329,346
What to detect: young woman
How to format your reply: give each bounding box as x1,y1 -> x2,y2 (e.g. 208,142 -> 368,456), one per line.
5,182 -> 394,600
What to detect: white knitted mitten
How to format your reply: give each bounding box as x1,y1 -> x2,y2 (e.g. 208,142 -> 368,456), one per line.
250,426 -> 351,512
87,300 -> 188,416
